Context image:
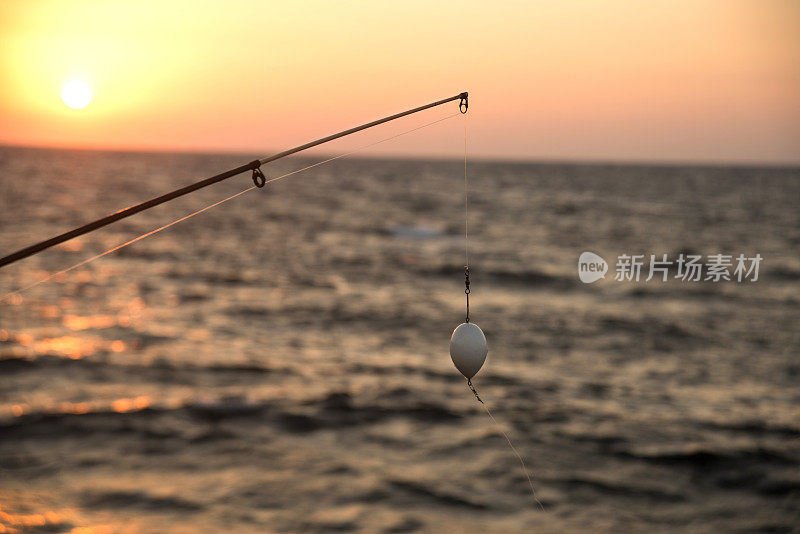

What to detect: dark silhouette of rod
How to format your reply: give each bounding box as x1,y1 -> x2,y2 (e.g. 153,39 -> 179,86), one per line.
0,92 -> 467,269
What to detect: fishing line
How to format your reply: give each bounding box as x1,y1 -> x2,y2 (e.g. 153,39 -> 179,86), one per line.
464,110 -> 469,269
0,187 -> 257,301
0,112 -> 460,302
260,112 -> 459,187
481,397 -> 546,511
457,111 -> 544,511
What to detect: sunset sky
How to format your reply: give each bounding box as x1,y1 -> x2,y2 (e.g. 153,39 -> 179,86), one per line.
1,0 -> 798,164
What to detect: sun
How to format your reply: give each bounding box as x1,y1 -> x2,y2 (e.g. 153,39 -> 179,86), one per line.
61,79 -> 93,110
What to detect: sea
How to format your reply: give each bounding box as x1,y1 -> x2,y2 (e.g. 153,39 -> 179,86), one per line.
0,145 -> 798,532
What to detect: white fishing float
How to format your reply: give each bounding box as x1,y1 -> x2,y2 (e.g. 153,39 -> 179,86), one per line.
450,321 -> 487,380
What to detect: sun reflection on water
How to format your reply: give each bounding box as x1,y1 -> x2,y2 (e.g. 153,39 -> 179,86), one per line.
14,333 -> 125,359
6,396 -> 152,419
111,396 -> 150,413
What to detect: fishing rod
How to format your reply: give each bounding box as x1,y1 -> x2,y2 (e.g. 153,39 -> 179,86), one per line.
0,92 -> 468,269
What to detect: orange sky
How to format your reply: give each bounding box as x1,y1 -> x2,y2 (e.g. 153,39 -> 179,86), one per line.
1,0 -> 798,164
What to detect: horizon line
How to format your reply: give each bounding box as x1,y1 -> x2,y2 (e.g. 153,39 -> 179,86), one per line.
1,140 -> 799,171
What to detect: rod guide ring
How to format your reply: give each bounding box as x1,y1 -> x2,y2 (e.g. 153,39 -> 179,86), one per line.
251,162 -> 266,188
